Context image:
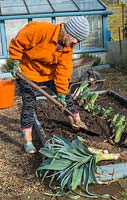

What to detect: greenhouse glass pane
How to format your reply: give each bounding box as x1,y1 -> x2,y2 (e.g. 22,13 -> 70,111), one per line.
2,7 -> 27,15
73,0 -> 106,11
5,19 -> 28,48
56,16 -> 70,23
33,18 -> 51,22
0,0 -> 107,15
83,15 -> 103,48
0,0 -> 27,15
25,0 -> 53,13
28,5 -> 52,13
25,0 -> 48,4
0,0 -> 24,7
49,0 -> 78,12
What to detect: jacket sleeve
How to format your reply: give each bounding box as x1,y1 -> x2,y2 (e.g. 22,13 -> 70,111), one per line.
54,50 -> 73,94
9,22 -> 44,61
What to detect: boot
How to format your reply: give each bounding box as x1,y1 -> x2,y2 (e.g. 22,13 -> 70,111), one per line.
21,127 -> 36,154
68,112 -> 87,129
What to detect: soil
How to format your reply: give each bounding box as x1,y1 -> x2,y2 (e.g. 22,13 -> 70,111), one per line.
100,66 -> 127,98
0,66 -> 127,200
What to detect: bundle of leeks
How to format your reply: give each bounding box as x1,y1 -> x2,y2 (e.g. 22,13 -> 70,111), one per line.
36,135 -> 119,199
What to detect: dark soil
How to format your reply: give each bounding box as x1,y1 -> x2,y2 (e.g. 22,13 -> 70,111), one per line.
0,66 -> 127,200
100,66 -> 127,98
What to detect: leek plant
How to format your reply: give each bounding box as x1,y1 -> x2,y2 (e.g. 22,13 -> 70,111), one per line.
73,81 -> 126,144
111,114 -> 126,143
73,81 -> 89,101
100,107 -> 113,119
36,135 -> 119,199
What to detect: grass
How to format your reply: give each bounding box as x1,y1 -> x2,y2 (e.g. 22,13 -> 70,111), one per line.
119,189 -> 127,200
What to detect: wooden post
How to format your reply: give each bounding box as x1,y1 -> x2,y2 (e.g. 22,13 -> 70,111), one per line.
118,27 -> 122,56
122,3 -> 125,40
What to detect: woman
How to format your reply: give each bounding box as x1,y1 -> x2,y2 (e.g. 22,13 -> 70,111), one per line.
9,16 -> 89,154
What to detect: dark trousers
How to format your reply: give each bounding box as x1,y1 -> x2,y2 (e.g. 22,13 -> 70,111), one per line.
17,79 -> 76,128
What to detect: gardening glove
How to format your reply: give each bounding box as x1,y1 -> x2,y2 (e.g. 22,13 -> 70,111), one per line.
56,94 -> 67,109
11,61 -> 22,78
68,111 -> 88,130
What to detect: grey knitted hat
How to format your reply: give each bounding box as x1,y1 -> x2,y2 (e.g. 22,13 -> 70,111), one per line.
64,16 -> 89,41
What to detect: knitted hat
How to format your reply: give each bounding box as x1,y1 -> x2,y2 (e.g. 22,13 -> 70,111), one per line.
64,16 -> 89,41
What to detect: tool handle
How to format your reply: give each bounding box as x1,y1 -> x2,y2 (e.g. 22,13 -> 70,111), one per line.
16,73 -> 94,132
16,73 -> 74,117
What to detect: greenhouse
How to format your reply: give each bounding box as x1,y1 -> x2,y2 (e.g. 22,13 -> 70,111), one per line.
0,1 -> 127,199
0,0 -> 112,58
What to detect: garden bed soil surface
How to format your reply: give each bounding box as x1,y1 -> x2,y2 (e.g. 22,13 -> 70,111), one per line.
36,92 -> 127,161
0,67 -> 127,200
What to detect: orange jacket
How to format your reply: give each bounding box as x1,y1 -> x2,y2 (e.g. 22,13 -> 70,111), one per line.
9,22 -> 73,94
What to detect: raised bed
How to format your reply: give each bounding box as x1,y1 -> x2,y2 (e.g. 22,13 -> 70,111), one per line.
34,90 -> 127,181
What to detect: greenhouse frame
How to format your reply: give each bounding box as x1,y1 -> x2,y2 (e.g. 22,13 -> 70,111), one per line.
0,0 -> 112,58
